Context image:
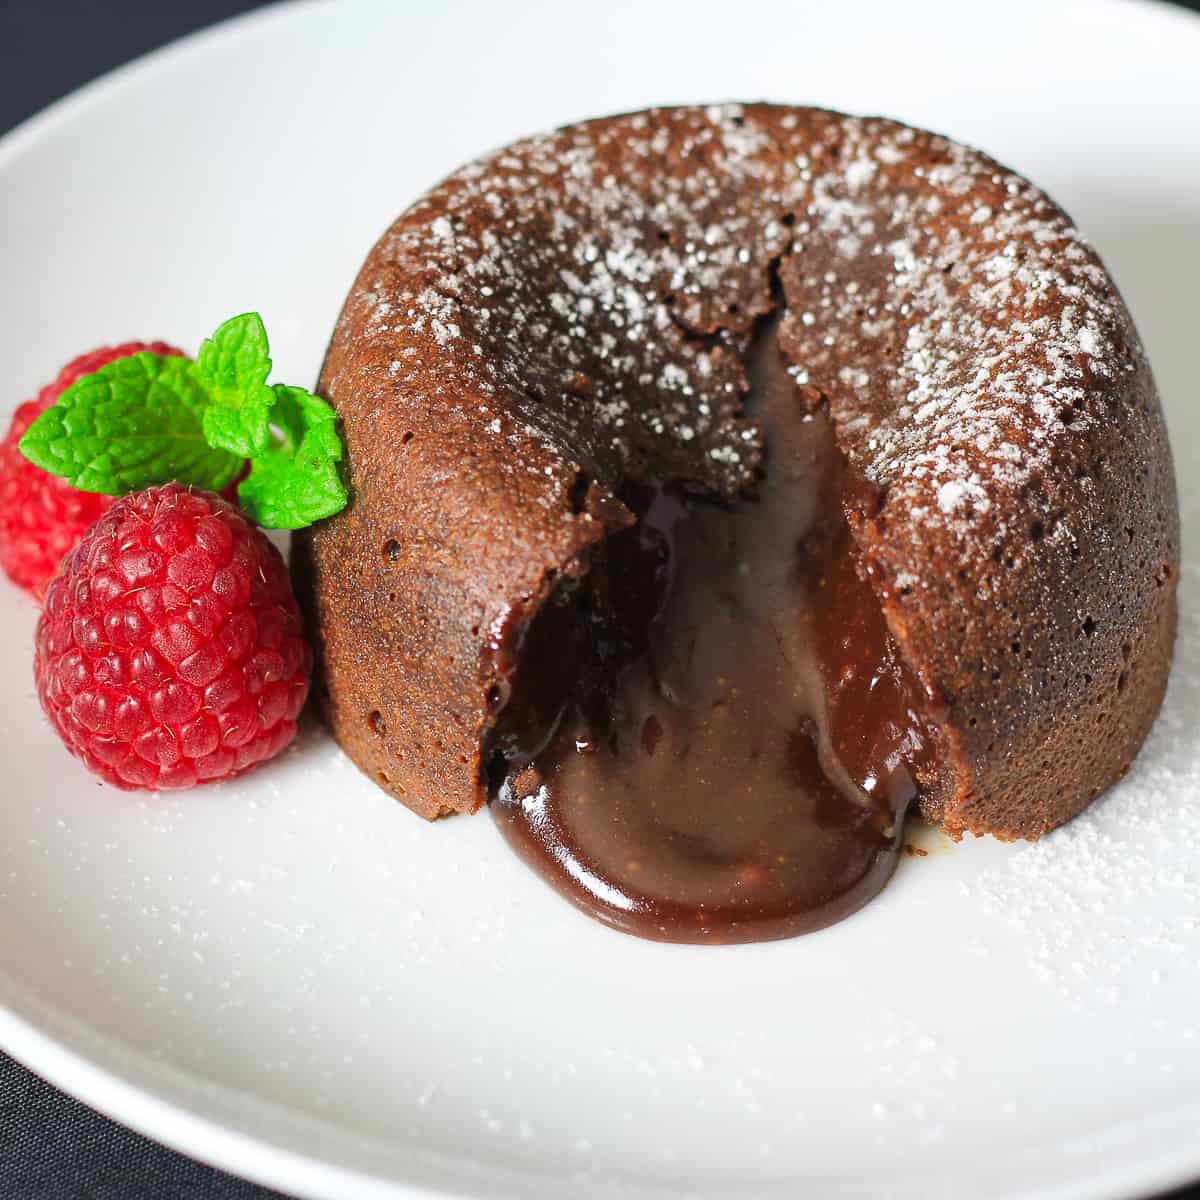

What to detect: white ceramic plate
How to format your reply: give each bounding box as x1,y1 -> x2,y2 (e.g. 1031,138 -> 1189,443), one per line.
1,1 -> 1198,1197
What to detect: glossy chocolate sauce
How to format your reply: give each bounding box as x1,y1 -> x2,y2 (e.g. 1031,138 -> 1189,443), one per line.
488,328 -> 936,943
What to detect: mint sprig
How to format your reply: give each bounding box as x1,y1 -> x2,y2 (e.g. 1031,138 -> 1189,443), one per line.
18,314 -> 347,531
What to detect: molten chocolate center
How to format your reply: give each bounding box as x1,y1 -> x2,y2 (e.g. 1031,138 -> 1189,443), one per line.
488,327 -> 935,943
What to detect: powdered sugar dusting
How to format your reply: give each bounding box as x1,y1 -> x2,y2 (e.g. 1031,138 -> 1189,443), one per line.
777,116 -> 1136,555
341,103 -> 818,506
339,104 -> 1140,553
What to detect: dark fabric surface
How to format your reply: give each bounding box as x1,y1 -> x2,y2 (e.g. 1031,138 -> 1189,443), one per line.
0,1053 -> 286,1199
2,1 -> 1199,1197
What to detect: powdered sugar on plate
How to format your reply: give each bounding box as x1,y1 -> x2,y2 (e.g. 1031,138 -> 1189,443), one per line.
963,559 -> 1199,1009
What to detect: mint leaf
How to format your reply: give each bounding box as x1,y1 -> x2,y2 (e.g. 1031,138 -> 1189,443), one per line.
194,312 -> 274,458
195,311 -> 271,396
16,313 -> 348,532
237,385 -> 347,529
19,353 -> 242,495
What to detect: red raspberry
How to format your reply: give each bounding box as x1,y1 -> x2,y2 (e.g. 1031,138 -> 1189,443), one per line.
34,484 -> 312,791
0,342 -> 182,598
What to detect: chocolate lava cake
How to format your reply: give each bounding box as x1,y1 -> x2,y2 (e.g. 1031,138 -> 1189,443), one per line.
293,104 -> 1179,943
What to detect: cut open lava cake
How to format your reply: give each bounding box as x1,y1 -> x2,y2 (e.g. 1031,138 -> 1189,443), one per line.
292,104 -> 1179,944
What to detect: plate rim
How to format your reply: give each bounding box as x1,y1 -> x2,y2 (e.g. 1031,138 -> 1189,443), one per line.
7,973 -> 1200,1200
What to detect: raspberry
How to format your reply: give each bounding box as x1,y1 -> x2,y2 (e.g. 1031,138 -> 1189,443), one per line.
34,484 -> 312,790
0,342 -> 183,598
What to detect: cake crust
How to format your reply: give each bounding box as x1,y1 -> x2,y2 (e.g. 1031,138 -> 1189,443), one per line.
294,104 -> 1179,838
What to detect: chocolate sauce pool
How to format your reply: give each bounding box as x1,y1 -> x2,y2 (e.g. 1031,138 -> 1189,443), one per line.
489,329 -> 935,943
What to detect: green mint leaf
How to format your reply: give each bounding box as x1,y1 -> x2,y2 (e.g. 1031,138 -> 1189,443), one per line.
237,385 -> 347,529
18,353 -> 242,495
195,311 -> 271,394
194,312 -> 274,458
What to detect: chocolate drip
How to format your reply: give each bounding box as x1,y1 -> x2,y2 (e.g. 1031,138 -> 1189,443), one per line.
489,327 -> 936,943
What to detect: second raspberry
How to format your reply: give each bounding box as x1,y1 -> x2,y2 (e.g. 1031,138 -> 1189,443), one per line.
35,484 -> 312,790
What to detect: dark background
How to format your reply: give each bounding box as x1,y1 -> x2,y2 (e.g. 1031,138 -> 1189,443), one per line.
1,1 -> 1198,1197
